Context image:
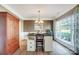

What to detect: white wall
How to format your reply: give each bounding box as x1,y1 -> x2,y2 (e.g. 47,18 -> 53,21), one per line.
19,20 -> 24,49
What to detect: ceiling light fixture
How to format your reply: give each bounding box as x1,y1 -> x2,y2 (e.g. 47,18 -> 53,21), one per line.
35,10 -> 44,24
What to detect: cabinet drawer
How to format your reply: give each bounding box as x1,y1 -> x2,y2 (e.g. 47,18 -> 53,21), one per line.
27,40 -> 35,51
28,41 -> 35,46
27,45 -> 35,51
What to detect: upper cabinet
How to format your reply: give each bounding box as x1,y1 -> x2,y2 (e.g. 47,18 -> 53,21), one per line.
23,20 -> 52,32
23,20 -> 34,32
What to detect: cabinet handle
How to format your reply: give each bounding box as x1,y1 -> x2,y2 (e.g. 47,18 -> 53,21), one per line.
30,42 -> 32,44
30,46 -> 32,48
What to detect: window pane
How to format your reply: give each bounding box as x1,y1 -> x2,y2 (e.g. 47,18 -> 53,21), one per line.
55,15 -> 73,42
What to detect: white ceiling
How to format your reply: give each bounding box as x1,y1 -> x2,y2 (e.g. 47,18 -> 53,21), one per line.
1,4 -> 77,20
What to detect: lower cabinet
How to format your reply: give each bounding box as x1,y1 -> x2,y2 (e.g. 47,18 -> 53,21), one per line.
26,36 -> 52,52
44,36 -> 53,51
27,40 -> 36,51
20,39 -> 27,50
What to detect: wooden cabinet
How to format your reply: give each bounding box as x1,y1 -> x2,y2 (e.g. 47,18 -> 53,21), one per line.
20,39 -> 27,50
23,20 -> 34,32
0,12 -> 19,54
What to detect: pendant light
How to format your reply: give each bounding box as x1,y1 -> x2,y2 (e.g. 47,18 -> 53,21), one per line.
35,10 -> 44,24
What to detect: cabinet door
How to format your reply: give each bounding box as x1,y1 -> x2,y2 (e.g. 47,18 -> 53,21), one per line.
27,40 -> 35,51
6,13 -> 19,54
20,40 -> 27,50
44,36 -> 52,51
0,15 -> 6,54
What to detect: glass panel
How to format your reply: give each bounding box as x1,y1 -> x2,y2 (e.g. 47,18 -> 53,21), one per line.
55,15 -> 73,42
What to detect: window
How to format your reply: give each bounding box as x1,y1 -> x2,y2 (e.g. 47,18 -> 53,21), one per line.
55,15 -> 73,42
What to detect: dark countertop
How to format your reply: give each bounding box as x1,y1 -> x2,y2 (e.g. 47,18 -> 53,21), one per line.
27,33 -> 53,36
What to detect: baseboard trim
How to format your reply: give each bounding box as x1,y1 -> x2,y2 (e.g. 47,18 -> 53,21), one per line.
54,40 -> 75,54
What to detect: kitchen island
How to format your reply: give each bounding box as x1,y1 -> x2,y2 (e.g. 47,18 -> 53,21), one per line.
26,33 -> 53,52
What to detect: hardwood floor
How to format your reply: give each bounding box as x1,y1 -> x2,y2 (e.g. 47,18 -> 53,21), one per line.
13,40 -> 75,55
13,50 -> 49,55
